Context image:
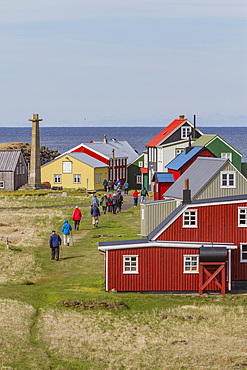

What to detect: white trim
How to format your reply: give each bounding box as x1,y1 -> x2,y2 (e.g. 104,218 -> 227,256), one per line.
240,243 -> 247,263
221,152 -> 232,161
0,181 -> 4,189
98,240 -> 237,251
123,255 -> 139,274
183,209 -> 197,228
228,249 -> 231,291
238,207 -> 247,227
220,171 -> 236,188
181,126 -> 192,139
183,255 -> 199,274
106,250 -> 108,291
151,198 -> 247,241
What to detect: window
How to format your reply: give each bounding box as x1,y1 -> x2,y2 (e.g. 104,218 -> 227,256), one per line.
238,207 -> 247,227
63,161 -> 72,173
221,153 -> 232,161
95,174 -> 98,184
123,255 -> 138,274
117,168 -> 119,180
220,171 -> 236,188
119,159 -> 122,166
136,175 -> 142,184
139,161 -> 143,167
110,169 -> 112,180
184,255 -> 199,273
119,168 -> 122,179
123,167 -> 125,178
105,172 -> 107,179
176,148 -> 184,156
73,174 -> 81,183
181,126 -> 191,139
156,183 -> 158,192
54,174 -> 61,183
183,209 -> 197,227
0,181 -> 4,188
240,243 -> 247,262
16,166 -> 19,175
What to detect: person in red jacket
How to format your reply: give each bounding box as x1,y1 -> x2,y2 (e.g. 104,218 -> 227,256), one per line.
72,206 -> 82,230
133,189 -> 140,207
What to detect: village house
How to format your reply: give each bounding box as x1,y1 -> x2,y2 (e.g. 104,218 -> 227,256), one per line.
127,152 -> 148,190
0,150 -> 28,191
141,157 -> 247,236
41,152 -> 108,191
146,115 -> 203,190
98,189 -> 247,294
66,135 -> 139,186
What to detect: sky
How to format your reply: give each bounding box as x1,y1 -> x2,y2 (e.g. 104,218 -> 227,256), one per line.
0,0 -> 247,127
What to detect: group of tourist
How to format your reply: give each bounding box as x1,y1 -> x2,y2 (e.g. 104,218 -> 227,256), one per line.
103,179 -> 130,195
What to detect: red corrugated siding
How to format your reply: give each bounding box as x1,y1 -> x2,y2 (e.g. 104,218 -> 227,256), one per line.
108,247 -> 207,292
156,202 -> 247,281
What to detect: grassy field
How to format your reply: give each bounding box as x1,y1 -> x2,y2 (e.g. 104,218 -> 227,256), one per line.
0,191 -> 246,369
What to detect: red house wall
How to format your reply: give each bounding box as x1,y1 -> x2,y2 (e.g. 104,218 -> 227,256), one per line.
168,169 -> 180,181
154,180 -> 174,200
107,247 -> 220,292
156,202 -> 247,281
181,149 -> 214,174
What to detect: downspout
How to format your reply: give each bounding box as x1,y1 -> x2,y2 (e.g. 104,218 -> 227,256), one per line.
112,149 -> 115,183
228,249 -> 231,291
106,250 -> 109,291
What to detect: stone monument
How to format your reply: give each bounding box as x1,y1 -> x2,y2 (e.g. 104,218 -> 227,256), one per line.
28,113 -> 44,189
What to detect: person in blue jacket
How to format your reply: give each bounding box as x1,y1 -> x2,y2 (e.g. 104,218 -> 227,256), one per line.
91,194 -> 99,207
90,203 -> 101,227
62,219 -> 72,246
115,179 -> 121,189
49,230 -> 61,261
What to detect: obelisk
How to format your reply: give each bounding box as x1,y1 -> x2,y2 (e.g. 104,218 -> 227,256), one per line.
28,114 -> 43,188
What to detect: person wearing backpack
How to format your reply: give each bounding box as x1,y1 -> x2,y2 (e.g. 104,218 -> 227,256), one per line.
108,194 -> 113,213
100,194 -> 108,214
123,180 -> 129,194
141,187 -> 149,203
112,193 -> 117,214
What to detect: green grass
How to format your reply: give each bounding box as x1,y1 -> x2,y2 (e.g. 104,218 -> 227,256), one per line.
0,195 -> 246,368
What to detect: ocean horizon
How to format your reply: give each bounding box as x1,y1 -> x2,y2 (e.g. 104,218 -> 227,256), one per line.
0,126 -> 247,161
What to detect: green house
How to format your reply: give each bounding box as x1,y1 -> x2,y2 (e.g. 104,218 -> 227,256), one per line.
193,134 -> 242,171
127,153 -> 148,190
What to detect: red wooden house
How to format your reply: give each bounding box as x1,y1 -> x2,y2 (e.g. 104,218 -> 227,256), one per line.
98,187 -> 247,294
152,173 -> 174,200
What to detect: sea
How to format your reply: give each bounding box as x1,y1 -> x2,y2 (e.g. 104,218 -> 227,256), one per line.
0,126 -> 247,161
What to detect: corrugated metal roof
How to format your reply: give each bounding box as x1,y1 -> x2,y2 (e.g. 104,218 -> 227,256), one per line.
146,119 -> 187,147
154,173 -> 174,183
165,146 -> 204,170
193,135 -> 217,147
163,157 -> 228,200
69,152 -> 107,168
98,238 -> 147,247
82,140 -> 139,165
0,150 -> 21,171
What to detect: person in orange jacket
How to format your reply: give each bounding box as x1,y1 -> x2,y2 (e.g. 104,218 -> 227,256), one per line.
72,206 -> 82,230
133,189 -> 140,207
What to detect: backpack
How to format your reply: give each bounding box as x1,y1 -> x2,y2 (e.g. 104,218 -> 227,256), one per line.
108,197 -> 112,205
141,189 -> 146,196
112,196 -> 117,205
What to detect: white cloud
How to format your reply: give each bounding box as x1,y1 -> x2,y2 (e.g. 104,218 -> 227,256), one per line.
1,0 -> 246,23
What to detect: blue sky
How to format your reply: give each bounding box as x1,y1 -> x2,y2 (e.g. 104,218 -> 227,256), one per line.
0,0 -> 246,127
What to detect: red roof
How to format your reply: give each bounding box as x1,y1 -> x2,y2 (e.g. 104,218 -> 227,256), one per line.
146,119 -> 187,147
141,167 -> 148,174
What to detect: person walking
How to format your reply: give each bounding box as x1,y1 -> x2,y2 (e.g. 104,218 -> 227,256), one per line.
62,219 -> 72,246
72,206 -> 82,230
100,194 -> 108,214
141,187 -> 149,203
103,179 -> 108,192
49,230 -> 61,261
123,180 -> 129,195
116,191 -> 123,213
90,203 -> 100,227
112,193 -> 117,214
91,194 -> 99,207
108,194 -> 113,213
115,179 -> 121,189
133,189 -> 140,207
108,180 -> 112,192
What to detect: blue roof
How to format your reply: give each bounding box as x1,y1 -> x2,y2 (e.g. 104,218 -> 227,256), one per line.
165,146 -> 204,171
155,173 -> 174,183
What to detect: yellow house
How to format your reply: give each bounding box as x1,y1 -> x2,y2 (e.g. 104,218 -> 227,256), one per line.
41,153 -> 108,190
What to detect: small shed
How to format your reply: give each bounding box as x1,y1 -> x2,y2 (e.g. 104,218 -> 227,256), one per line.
152,172 -> 174,200
0,150 -> 28,191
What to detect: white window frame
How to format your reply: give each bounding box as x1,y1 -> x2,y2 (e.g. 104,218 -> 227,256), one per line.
176,148 -> 184,156
123,255 -> 139,274
183,209 -> 197,228
73,174 -> 81,184
119,167 -> 122,179
95,174 -> 98,184
183,255 -> 199,273
0,181 -> 4,189
181,126 -> 191,139
220,171 -> 236,188
240,243 -> 247,262
62,161 -> 72,173
136,175 -> 142,184
156,182 -> 159,192
119,159 -> 122,166
123,167 -> 125,178
54,174 -> 61,183
221,152 -> 232,162
238,207 -> 247,227
138,161 -> 143,167
117,168 -> 119,180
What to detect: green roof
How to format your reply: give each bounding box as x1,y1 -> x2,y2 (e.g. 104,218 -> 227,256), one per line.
193,135 -> 217,147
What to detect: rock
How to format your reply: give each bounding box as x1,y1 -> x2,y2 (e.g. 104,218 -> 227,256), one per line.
111,288 -> 117,293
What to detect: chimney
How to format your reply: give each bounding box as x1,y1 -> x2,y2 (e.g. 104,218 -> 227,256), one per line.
103,134 -> 108,143
179,115 -> 185,119
182,178 -> 191,205
193,114 -> 196,138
